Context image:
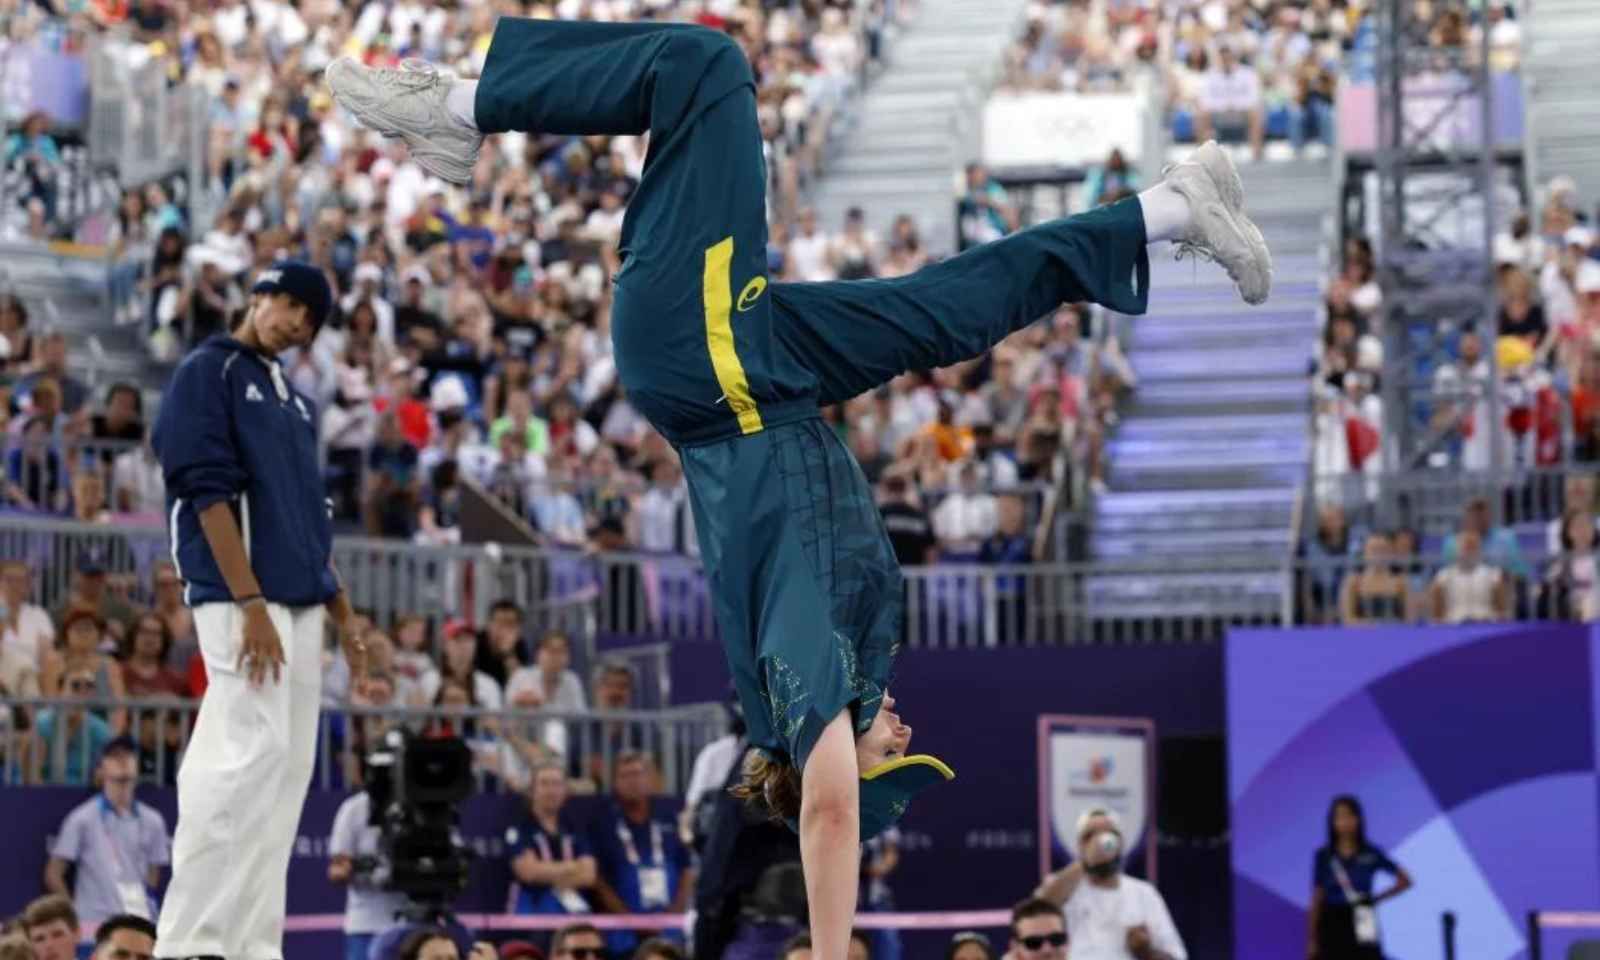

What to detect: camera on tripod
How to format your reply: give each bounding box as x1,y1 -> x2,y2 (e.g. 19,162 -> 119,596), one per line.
359,728 -> 477,909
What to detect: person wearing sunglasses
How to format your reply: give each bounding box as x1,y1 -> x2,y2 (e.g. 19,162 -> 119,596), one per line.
1009,899 -> 1068,960
1033,809 -> 1186,960
43,738 -> 170,935
550,922 -> 605,960
28,665 -> 116,785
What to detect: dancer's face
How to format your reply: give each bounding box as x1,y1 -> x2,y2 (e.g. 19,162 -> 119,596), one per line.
855,693 -> 912,772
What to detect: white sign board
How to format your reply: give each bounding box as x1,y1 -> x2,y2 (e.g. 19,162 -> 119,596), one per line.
983,92 -> 1145,169
1037,714 -> 1156,880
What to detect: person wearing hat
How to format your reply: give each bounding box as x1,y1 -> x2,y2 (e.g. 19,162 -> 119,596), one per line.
330,14 -> 1274,955
150,260 -> 368,960
44,736 -> 170,933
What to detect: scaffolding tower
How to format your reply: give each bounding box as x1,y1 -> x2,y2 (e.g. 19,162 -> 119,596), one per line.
1373,0 -> 1506,525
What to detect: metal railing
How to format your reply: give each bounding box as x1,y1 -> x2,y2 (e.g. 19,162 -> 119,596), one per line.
1,697 -> 728,795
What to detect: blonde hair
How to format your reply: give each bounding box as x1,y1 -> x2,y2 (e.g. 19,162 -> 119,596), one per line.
729,750 -> 801,823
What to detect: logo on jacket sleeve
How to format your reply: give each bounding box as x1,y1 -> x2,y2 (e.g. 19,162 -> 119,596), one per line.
736,276 -> 768,312
245,383 -> 264,403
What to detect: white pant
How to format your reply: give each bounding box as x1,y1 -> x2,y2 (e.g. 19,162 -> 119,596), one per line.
156,602 -> 324,960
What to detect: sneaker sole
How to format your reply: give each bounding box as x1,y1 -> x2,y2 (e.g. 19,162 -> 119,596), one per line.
326,59 -> 477,184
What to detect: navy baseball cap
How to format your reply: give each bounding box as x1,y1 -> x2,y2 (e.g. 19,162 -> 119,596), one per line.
252,260 -> 333,332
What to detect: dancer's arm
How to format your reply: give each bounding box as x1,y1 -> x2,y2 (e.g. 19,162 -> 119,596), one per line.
802,711 -> 861,960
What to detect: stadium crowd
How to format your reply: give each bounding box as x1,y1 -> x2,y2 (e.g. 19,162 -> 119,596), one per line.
0,0 -> 1128,568
999,0 -> 1520,162
1301,169 -> 1600,626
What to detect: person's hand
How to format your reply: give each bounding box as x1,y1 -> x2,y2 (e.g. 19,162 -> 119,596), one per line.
468,942 -> 497,960
512,688 -> 544,709
340,615 -> 368,701
237,601 -> 284,687
1126,924 -> 1153,959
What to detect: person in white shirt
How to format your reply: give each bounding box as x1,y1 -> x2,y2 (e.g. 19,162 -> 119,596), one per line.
635,457 -> 689,553
112,442 -> 166,516
327,788 -> 409,960
788,207 -> 836,282
1547,473 -> 1599,556
933,462 -> 999,556
1033,809 -> 1188,960
506,629 -> 589,758
1429,529 -> 1509,624
1197,45 -> 1264,160
2,559 -> 55,668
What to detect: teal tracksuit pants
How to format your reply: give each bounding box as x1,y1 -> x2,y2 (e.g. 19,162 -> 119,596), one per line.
476,18 -> 1151,772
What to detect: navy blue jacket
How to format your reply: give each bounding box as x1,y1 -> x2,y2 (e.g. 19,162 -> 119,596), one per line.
153,336 -> 338,607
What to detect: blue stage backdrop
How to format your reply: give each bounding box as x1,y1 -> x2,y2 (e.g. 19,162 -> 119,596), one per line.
1228,624 -> 1600,960
1,642 -> 1230,958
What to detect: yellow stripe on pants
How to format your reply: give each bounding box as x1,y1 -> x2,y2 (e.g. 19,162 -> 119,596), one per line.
703,237 -> 764,435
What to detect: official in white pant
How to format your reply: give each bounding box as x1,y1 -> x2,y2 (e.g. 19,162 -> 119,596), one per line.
151,261 -> 364,960
157,602 -> 327,959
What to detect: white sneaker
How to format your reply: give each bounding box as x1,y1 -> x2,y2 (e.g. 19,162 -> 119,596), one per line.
325,57 -> 483,185
1163,141 -> 1273,305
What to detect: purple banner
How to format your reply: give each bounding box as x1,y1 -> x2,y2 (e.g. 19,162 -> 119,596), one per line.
1229,624 -> 1600,960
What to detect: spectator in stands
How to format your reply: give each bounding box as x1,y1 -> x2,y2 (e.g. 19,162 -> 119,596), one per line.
2,560 -> 54,669
1083,148 -> 1140,209
860,828 -> 901,960
1006,899 -> 1067,960
343,672 -> 399,788
5,111 -> 62,223
18,331 -> 87,415
329,782 -> 409,960
68,467 -> 112,525
147,562 -> 194,673
90,914 -> 157,960
830,207 -> 879,281
633,939 -> 686,960
6,416 -> 68,513
1300,503 -> 1354,624
590,751 -> 692,954
119,614 -> 184,699
1545,507 -> 1600,621
634,457 -> 690,554
111,439 -> 164,516
426,620 -> 503,710
1338,533 -> 1411,625
1442,498 -> 1530,583
44,737 -> 169,929
787,207 -> 835,283
532,467 -> 589,548
0,294 -> 35,371
0,608 -> 40,732
366,411 -> 422,538
326,371 -> 379,524
934,461 -> 999,557
509,759 -> 598,917
1198,45 -> 1264,161
1307,795 -> 1412,960
1498,269 -> 1551,357
880,215 -> 928,279
958,164 -> 1017,250
476,601 -> 529,691
20,895 -> 77,960
53,557 -> 135,648
946,931 -> 996,960
878,473 -> 937,566
1548,473 -> 1599,554
1034,808 -> 1185,959
88,384 -> 145,453
1429,529 -> 1510,624
391,615 -> 438,697
550,924 -> 606,960
42,606 -> 126,727
507,630 -> 586,713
